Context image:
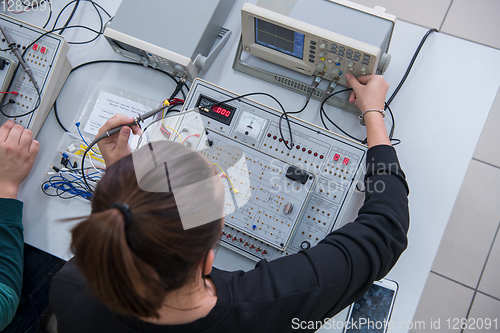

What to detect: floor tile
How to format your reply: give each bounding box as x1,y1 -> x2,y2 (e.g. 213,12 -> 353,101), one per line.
431,160 -> 500,288
474,88 -> 500,168
348,0 -> 451,29
410,273 -> 474,333
441,0 -> 500,49
464,293 -> 500,333
477,230 -> 500,299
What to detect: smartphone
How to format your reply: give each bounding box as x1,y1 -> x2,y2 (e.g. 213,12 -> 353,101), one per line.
343,279 -> 398,333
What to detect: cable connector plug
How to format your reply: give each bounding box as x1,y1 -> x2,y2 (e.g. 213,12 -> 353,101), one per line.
311,75 -> 322,90
306,75 -> 322,101
320,81 -> 338,104
325,81 -> 338,97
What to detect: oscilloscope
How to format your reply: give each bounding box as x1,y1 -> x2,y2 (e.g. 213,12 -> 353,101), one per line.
238,0 -> 396,86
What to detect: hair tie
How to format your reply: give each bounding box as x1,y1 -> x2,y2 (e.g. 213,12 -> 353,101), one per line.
109,203 -> 132,229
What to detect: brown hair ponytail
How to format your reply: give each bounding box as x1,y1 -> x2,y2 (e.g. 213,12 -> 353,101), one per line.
71,209 -> 165,318
70,141 -> 224,319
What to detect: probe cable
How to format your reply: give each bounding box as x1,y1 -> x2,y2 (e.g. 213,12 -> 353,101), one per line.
80,103 -> 170,192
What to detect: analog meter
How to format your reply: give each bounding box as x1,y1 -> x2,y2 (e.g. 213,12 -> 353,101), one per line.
235,111 -> 267,140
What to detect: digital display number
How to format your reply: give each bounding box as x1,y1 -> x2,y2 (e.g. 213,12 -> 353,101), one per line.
196,95 -> 237,126
212,105 -> 231,117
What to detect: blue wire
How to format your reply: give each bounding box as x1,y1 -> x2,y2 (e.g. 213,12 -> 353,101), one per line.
75,122 -> 99,154
45,172 -> 100,200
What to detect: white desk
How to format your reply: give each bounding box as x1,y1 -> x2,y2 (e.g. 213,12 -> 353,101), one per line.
7,0 -> 500,332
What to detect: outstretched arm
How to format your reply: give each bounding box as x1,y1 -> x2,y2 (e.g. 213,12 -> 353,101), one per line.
0,120 -> 39,330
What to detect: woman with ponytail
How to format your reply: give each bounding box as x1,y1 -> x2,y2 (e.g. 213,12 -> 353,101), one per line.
50,76 -> 410,333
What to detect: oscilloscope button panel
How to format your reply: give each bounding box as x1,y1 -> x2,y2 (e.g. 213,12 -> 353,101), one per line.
177,79 -> 367,261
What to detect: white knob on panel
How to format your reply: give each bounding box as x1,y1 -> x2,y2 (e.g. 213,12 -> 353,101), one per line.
360,65 -> 367,75
319,42 -> 327,49
331,68 -> 341,77
334,56 -> 341,64
316,63 -> 326,71
319,51 -> 326,58
347,61 -> 354,70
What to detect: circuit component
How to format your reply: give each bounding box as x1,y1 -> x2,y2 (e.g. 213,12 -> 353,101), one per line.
286,165 -> 309,184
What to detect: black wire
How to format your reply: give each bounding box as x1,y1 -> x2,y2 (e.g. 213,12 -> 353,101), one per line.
49,0 -> 110,45
169,80 -> 185,101
320,89 -> 365,143
386,29 -> 438,107
53,0 -> 80,34
42,0 -> 53,30
385,103 -> 395,139
278,99 -> 310,149
53,103 -> 69,132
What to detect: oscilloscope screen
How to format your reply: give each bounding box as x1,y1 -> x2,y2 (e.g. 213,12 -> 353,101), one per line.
255,18 -> 305,59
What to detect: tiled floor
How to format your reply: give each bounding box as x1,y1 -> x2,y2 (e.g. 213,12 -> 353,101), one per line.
350,0 -> 500,332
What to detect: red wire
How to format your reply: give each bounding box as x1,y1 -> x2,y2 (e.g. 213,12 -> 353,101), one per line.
181,134 -> 200,143
0,91 -> 18,95
169,98 -> 185,104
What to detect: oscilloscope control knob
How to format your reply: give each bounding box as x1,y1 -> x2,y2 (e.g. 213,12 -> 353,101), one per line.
331,68 -> 341,77
319,42 -> 326,49
316,63 -> 326,71
347,61 -> 354,70
319,51 -> 326,58
360,65 -> 368,75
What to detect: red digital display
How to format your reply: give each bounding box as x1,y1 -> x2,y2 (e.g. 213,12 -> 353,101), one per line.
40,46 -> 47,54
212,106 -> 231,117
333,153 -> 340,161
196,95 -> 236,126
33,44 -> 39,51
342,157 -> 350,165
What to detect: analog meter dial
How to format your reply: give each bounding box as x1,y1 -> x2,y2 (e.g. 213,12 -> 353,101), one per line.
236,111 -> 267,140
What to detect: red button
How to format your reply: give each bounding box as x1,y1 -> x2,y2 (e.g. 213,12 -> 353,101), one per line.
273,136 -> 277,140
314,152 -> 318,156
285,140 -> 289,144
279,138 -> 282,142
333,154 -> 340,161
267,133 -> 271,137
308,150 -> 312,154
320,155 -> 324,159
302,148 -> 306,152
296,145 -> 300,149
342,157 -> 350,165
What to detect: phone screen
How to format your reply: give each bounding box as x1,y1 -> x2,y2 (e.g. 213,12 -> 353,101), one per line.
345,283 -> 396,333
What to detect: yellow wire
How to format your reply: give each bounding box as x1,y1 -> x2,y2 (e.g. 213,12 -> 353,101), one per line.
162,108 -> 181,142
74,150 -> 106,164
213,163 -> 239,194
